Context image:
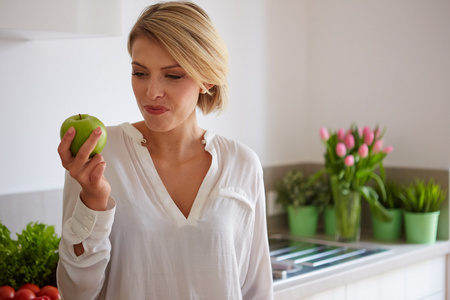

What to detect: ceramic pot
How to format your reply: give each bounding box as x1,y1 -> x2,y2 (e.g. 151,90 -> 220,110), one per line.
287,205 -> 319,236
404,211 -> 440,244
372,208 -> 403,242
324,205 -> 336,236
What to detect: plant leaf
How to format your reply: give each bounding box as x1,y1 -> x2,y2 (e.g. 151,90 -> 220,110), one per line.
360,186 -> 392,222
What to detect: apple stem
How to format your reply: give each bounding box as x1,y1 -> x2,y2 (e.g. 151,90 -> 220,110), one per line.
79,114 -> 82,120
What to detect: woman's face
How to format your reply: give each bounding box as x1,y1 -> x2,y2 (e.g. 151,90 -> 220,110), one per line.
131,37 -> 202,133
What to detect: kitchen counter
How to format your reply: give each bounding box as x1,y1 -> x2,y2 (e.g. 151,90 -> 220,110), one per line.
273,233 -> 450,299
264,164 -> 450,298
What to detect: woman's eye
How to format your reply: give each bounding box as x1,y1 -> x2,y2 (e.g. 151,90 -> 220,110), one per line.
132,71 -> 147,77
166,74 -> 183,80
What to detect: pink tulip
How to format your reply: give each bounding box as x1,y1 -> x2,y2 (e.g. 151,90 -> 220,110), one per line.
383,145 -> 394,154
373,140 -> 383,153
358,144 -> 369,158
362,126 -> 371,137
358,127 -> 363,137
336,142 -> 347,157
344,155 -> 355,166
337,128 -> 345,141
344,134 -> 355,149
320,127 -> 330,141
364,131 -> 374,145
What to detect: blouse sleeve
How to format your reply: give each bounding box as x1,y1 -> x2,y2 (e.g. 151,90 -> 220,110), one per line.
241,171 -> 274,300
57,171 -> 116,300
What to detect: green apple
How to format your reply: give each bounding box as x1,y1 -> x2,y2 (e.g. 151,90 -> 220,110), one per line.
60,114 -> 107,157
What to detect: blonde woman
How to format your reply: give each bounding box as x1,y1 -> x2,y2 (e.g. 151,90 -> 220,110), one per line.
57,2 -> 273,299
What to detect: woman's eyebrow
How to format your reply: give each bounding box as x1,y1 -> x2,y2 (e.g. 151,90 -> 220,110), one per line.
161,64 -> 181,70
131,61 -> 181,70
131,61 -> 146,68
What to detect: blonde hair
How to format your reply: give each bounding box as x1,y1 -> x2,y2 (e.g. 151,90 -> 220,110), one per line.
128,1 -> 229,114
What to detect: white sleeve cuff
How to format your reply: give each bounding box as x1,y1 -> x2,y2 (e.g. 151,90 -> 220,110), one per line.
62,196 -> 116,247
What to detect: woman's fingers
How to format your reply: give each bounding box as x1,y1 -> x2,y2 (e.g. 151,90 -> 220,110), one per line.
58,126 -> 111,211
73,127 -> 104,161
60,127 -> 107,187
58,127 -> 76,169
90,159 -> 107,185
76,153 -> 105,185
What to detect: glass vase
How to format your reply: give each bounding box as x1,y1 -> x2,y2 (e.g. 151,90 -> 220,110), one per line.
334,189 -> 361,242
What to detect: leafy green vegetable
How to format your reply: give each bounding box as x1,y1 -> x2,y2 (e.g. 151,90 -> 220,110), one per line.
0,221 -> 60,289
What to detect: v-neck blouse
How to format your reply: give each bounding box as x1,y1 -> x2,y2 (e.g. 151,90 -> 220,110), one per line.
57,123 -> 273,300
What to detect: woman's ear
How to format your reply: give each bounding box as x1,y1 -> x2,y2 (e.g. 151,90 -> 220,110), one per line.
201,84 -> 214,94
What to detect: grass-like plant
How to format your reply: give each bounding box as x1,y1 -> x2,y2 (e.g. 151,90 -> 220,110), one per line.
375,180 -> 403,209
399,179 -> 446,213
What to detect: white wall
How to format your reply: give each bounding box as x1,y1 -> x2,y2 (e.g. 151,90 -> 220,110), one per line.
305,0 -> 450,169
0,0 -> 307,195
0,0 -> 449,196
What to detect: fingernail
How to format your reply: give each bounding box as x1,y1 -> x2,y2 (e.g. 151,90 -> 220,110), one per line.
94,127 -> 102,135
67,127 -> 75,135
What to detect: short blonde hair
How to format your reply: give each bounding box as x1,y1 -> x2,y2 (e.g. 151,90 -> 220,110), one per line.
128,1 -> 229,114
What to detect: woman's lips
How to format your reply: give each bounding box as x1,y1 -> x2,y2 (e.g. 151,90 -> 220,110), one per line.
144,105 -> 169,115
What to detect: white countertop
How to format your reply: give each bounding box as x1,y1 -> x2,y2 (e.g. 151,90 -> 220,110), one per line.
272,233 -> 450,298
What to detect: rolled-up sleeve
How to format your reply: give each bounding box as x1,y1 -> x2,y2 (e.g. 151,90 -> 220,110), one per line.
57,172 -> 116,300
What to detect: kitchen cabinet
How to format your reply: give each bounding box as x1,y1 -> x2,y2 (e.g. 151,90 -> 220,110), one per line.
0,0 -> 122,40
275,255 -> 446,300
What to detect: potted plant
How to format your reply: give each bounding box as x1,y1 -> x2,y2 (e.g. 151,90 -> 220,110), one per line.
276,170 -> 329,236
313,174 -> 335,236
372,181 -> 404,242
317,124 -> 394,242
399,179 -> 446,244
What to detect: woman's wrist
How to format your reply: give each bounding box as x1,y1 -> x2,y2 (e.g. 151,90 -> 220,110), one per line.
80,190 -> 109,211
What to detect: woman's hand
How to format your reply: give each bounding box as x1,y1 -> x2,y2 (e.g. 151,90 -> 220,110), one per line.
58,127 -> 111,211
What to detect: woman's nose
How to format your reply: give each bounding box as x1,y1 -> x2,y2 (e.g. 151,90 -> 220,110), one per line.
147,78 -> 164,100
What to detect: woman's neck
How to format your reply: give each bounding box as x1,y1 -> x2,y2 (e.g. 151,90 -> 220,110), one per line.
133,121 -> 206,163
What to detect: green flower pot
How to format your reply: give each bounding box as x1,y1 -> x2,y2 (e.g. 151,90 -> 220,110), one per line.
334,190 -> 361,242
371,208 -> 403,242
324,205 -> 336,236
287,205 -> 319,236
404,211 -> 440,244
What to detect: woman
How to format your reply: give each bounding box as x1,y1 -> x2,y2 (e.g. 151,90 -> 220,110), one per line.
57,1 -> 273,299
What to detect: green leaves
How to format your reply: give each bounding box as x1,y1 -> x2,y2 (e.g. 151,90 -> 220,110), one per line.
0,221 -> 61,290
360,186 -> 392,222
276,170 -> 331,209
399,179 -> 446,213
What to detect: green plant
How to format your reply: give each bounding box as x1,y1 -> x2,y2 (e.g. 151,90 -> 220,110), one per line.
276,170 -> 331,209
375,181 -> 403,209
0,221 -> 61,289
399,179 -> 446,213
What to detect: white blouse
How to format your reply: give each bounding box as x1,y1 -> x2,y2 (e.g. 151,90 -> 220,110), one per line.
57,123 -> 273,300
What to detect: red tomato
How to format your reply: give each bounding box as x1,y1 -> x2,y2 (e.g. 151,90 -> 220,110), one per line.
18,284 -> 40,295
0,285 -> 15,300
33,297 -> 51,300
36,286 -> 60,300
12,289 -> 35,300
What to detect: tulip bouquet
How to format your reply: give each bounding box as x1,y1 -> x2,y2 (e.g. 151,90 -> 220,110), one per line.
318,124 -> 393,241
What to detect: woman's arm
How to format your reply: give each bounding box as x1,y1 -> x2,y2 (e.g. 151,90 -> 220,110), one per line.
56,127 -> 115,299
241,172 -> 274,300
57,173 -> 116,300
